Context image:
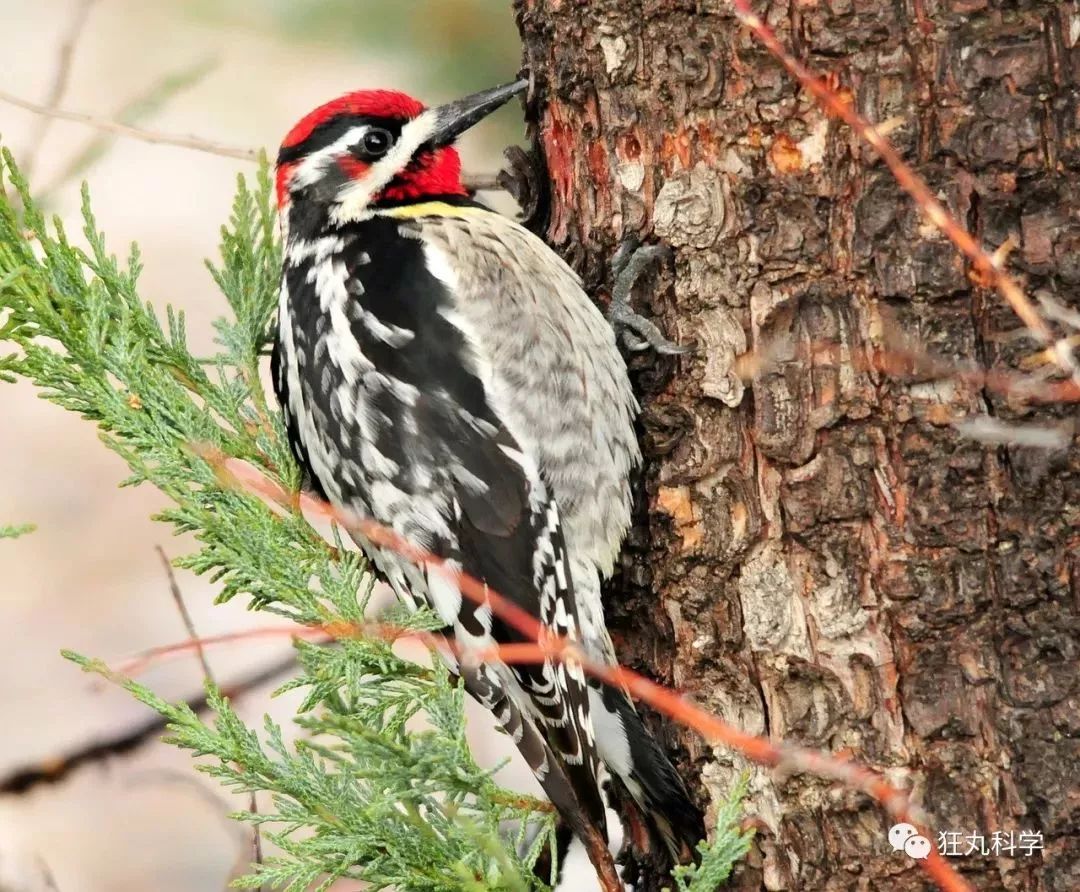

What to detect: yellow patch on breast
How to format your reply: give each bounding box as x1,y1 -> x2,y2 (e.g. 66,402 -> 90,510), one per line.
377,202 -> 491,220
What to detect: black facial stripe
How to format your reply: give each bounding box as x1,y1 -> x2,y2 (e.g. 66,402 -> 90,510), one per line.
277,116 -> 405,166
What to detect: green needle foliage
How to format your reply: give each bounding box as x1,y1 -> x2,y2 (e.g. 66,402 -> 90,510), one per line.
0,522 -> 36,539
0,148 -> 749,890
0,148 -> 552,890
671,776 -> 753,892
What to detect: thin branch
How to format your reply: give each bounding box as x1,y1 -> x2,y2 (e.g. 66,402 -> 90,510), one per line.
157,545 -> 214,680
116,626 -> 323,679
0,651 -> 298,795
156,546 -> 263,887
0,89 -> 504,191
36,57 -> 219,203
729,0 -> 1080,387
1,89 -> 258,162
463,172 -> 503,191
20,0 -> 99,181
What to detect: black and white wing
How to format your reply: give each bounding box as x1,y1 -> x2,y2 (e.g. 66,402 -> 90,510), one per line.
272,212 -> 607,840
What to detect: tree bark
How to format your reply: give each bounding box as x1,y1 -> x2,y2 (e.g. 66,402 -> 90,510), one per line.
514,2 -> 1079,890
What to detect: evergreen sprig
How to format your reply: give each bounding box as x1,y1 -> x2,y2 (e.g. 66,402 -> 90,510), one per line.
670,775 -> 754,892
0,148 -> 553,890
0,522 -> 36,539
0,147 -> 748,889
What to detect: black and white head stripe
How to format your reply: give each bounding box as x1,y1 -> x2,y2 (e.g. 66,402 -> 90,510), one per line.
276,81 -> 524,218
329,112 -> 440,221
277,111 -> 442,213
276,116 -> 405,168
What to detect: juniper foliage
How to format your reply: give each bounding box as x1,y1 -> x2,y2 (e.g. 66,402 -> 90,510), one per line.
671,775 -> 753,892
0,149 -> 750,890
0,522 -> 36,539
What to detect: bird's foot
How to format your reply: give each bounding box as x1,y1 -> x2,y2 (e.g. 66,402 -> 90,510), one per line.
607,237 -> 690,355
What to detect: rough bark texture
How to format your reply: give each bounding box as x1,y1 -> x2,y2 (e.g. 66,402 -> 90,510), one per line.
514,2 -> 1079,890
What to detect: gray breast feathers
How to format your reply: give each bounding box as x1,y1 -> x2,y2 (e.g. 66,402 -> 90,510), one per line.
408,211 -> 641,580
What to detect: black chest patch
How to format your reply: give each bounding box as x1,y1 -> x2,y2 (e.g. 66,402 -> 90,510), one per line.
272,212 -> 525,553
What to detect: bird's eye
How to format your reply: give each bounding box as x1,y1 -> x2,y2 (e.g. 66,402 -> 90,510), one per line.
360,128 -> 394,159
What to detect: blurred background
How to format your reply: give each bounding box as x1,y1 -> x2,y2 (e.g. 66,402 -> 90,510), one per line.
0,1 -> 524,889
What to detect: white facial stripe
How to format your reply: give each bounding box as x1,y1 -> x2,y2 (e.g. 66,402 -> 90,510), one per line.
291,124 -> 374,189
330,110 -> 440,224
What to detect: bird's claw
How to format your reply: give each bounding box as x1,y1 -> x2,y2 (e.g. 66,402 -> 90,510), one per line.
609,300 -> 690,354
607,239 -> 690,355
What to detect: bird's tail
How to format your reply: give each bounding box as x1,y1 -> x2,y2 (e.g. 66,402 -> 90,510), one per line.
589,681 -> 705,862
542,778 -> 634,891
569,560 -> 704,861
460,661 -> 621,886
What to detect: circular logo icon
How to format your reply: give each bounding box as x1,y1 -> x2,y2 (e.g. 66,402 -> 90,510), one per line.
888,823 -> 918,851
904,835 -> 932,860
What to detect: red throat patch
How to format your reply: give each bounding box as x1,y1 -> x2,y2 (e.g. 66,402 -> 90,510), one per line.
378,146 -> 468,203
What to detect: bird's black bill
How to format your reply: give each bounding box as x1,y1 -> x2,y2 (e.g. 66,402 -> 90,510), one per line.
426,79 -> 527,148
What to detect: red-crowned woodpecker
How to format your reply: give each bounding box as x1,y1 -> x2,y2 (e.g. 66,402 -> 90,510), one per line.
271,80 -> 703,886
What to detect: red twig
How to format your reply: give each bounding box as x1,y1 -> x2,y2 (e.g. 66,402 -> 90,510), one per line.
116,620 -> 453,681
116,627 -> 328,678
729,0 -> 1079,387
186,449 -> 973,892
113,613 -> 969,892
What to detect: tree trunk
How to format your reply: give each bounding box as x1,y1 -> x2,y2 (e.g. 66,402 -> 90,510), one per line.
514,2 -> 1079,890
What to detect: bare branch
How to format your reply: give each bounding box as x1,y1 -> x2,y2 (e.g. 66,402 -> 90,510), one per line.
36,57 -> 218,202
462,172 -> 503,191
157,545 -> 214,681
156,546 -> 263,887
21,0 -> 99,181
0,89 -> 505,192
1,89 -> 258,162
116,626 -> 321,679
0,651 -> 298,795
0,845 -> 61,892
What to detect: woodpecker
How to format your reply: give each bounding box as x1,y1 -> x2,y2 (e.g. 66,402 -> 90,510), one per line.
271,79 -> 704,884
